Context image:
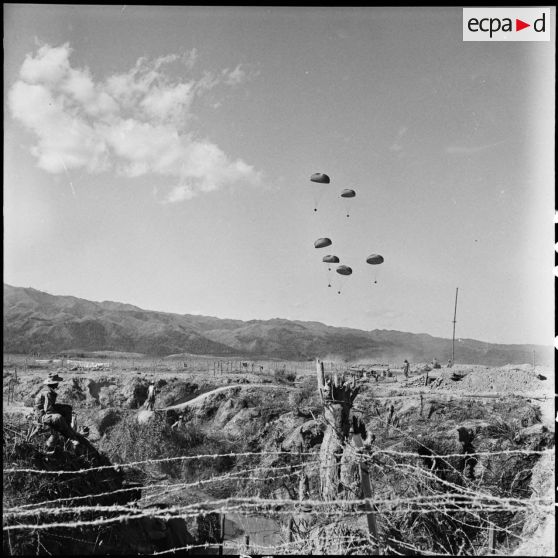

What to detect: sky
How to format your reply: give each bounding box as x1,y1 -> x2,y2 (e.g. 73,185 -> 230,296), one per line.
4,5 -> 555,346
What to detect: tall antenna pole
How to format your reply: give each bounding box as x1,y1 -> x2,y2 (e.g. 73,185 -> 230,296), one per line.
532,349 -> 536,372
452,288 -> 459,364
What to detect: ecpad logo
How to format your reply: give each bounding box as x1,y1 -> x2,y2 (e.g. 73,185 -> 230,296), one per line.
463,8 -> 550,41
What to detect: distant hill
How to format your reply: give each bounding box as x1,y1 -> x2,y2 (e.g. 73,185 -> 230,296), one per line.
3,284 -> 552,365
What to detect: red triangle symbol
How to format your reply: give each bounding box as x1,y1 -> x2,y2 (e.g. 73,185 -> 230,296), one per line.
516,19 -> 530,31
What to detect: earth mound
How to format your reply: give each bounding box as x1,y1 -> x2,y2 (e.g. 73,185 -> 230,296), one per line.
2,417 -> 194,555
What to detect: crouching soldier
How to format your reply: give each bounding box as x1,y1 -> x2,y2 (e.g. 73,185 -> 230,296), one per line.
34,373 -> 90,452
171,412 -> 186,431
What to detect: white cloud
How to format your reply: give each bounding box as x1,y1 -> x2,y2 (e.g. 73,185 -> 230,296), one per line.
9,80 -> 110,173
9,42 -> 261,201
224,64 -> 246,86
19,43 -> 72,84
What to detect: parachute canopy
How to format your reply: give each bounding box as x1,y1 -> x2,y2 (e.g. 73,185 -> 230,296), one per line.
314,238 -> 332,249
336,265 -> 352,276
366,254 -> 384,265
310,173 -> 330,184
340,189 -> 356,198
322,255 -> 340,264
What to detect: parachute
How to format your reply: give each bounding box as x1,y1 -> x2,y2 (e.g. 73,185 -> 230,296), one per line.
314,238 -> 332,249
366,254 -> 384,265
309,173 -> 330,212
336,265 -> 353,276
322,255 -> 340,287
366,254 -> 384,284
310,173 -> 330,184
322,255 -> 340,265
340,189 -> 356,217
335,265 -> 352,294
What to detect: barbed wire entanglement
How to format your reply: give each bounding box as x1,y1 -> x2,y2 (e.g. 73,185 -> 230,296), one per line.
4,439 -> 553,554
4,447 -> 552,476
3,372 -> 554,556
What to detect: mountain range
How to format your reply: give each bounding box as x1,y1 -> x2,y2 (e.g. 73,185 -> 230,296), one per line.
3,284 -> 552,366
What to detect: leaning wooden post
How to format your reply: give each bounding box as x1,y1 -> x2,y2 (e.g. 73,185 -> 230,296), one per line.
353,432 -> 380,553
316,358 -> 325,402
488,524 -> 495,554
288,517 -> 294,543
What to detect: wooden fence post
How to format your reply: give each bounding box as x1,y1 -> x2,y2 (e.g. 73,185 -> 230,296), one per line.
353,433 -> 380,553
244,535 -> 250,552
219,513 -> 225,555
488,525 -> 495,554
316,358 -> 325,396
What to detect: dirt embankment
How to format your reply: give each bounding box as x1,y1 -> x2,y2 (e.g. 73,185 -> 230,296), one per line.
162,383 -> 296,411
512,450 -> 555,556
3,429 -> 195,555
433,364 -> 553,395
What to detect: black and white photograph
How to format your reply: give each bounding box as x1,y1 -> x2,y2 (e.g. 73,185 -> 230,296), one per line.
3,5 -> 555,556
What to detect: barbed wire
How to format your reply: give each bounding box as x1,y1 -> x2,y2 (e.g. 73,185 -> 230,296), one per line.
6,500 -> 552,535
349,402 -> 549,489
370,456 -> 550,546
2,464 -> 323,510
361,447 -> 553,460
3,492 -> 550,558
2,449 -> 318,475
4,440 -> 552,537
7,461 -> 316,511
5,492 -> 551,524
12,515 -> 544,558
4,445 -> 552,477
4,376 -> 553,555
149,534 -> 376,556
362,448 -> 552,546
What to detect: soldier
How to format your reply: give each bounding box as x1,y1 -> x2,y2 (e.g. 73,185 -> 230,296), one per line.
171,412 -> 186,431
34,373 -> 88,451
144,380 -> 157,411
71,411 -> 78,431
403,359 -> 410,379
